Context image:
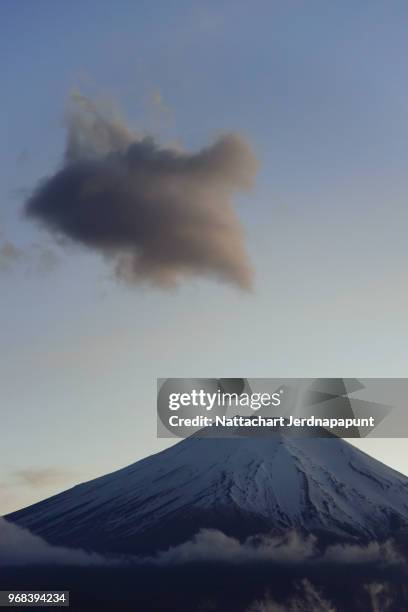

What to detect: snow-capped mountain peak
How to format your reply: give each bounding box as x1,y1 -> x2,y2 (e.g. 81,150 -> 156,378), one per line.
6,426 -> 408,554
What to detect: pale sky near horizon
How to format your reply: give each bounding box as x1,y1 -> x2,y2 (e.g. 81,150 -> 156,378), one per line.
2,0 -> 408,515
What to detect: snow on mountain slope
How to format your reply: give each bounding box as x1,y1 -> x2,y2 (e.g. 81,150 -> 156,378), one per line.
5,426 -> 408,554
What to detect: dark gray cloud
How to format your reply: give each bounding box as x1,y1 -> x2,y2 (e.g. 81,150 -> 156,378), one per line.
25,93 -> 257,289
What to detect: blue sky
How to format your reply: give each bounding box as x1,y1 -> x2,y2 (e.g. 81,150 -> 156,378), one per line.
1,0 -> 408,513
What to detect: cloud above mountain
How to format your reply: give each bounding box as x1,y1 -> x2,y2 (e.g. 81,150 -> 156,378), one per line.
25,92 -> 257,289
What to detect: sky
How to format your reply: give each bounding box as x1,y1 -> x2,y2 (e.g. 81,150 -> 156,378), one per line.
2,0 -> 408,514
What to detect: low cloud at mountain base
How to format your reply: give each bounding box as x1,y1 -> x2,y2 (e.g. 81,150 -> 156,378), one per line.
142,528 -> 402,567
0,519 -> 107,566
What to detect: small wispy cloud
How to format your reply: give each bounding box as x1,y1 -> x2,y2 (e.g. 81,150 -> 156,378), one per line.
0,240 -> 22,272
323,539 -> 402,565
247,580 -> 335,612
0,228 -> 58,277
11,468 -> 76,489
365,583 -> 393,612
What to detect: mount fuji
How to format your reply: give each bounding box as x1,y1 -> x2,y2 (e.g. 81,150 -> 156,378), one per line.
6,424 -> 408,555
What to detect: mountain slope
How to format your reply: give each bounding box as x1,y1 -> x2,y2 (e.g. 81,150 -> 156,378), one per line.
6,427 -> 408,554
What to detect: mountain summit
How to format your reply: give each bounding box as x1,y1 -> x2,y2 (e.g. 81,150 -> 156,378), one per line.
6,427 -> 408,554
